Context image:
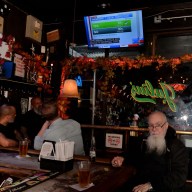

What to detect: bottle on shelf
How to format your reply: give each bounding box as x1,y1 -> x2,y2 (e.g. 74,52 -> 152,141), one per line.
89,136 -> 96,162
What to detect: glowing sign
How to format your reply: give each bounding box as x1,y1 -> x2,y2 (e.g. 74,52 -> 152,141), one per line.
75,75 -> 82,87
130,80 -> 177,112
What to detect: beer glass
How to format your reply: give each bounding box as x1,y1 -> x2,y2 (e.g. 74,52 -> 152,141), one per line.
77,161 -> 91,188
19,140 -> 29,157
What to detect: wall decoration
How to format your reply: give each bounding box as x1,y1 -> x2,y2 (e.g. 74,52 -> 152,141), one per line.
25,15 -> 43,43
20,98 -> 29,114
60,54 -> 192,94
0,33 -> 15,61
14,53 -> 25,78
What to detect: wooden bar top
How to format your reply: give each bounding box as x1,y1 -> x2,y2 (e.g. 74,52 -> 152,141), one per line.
0,146 -> 112,164
0,151 -> 136,192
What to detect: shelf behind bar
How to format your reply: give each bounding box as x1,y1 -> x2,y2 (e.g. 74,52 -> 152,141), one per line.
0,78 -> 37,86
81,124 -> 192,135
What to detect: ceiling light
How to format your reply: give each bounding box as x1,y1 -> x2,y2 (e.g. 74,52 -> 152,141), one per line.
97,2 -> 110,9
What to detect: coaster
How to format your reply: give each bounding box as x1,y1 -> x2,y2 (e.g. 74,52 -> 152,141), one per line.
69,183 -> 94,191
16,155 -> 30,159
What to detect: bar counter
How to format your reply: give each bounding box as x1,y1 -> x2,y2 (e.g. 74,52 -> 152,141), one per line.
0,146 -> 111,164
0,147 -> 136,192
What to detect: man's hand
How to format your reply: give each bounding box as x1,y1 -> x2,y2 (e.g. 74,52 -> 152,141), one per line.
111,156 -> 124,167
132,182 -> 153,192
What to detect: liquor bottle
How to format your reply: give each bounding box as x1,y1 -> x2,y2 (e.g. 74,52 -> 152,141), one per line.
89,136 -> 96,162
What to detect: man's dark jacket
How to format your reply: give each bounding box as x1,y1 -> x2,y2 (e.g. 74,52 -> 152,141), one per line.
124,127 -> 189,192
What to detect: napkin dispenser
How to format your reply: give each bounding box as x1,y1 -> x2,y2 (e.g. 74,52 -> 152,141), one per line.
39,140 -> 74,173
40,157 -> 73,173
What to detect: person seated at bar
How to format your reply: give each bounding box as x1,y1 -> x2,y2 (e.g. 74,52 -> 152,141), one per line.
20,96 -> 45,149
0,105 -> 20,147
34,98 -> 85,155
112,111 -> 188,192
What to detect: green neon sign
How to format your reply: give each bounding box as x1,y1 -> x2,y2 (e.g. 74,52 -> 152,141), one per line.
130,80 -> 177,112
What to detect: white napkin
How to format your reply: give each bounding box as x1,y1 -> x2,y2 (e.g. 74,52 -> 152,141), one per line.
69,183 -> 94,191
39,140 -> 74,161
39,142 -> 54,161
55,140 -> 74,161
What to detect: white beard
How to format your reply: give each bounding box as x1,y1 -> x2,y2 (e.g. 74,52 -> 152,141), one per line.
146,135 -> 166,155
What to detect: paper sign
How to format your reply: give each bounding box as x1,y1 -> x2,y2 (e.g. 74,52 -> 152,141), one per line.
14,53 -> 25,78
105,133 -> 123,149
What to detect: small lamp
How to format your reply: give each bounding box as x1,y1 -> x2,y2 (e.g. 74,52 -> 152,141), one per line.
61,79 -> 79,98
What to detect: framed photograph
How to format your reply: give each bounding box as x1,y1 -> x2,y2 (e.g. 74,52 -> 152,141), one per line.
20,98 -> 28,114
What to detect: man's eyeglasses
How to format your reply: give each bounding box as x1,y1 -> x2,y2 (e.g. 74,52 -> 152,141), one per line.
148,121 -> 167,130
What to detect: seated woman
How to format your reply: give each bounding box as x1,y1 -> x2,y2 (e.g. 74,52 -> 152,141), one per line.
34,99 -> 85,155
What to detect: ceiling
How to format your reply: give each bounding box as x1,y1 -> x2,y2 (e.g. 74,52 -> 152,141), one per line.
5,0 -> 192,24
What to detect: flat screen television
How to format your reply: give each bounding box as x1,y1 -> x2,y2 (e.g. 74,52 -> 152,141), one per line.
84,10 -> 144,49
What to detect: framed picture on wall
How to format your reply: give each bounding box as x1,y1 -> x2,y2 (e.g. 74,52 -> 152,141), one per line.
20,98 -> 28,114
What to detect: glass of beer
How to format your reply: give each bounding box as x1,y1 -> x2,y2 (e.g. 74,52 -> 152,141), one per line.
77,161 -> 91,188
19,140 -> 29,157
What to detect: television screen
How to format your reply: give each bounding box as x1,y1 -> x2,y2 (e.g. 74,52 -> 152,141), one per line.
84,10 -> 144,49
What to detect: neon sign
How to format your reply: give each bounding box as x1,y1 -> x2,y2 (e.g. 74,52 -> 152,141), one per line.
130,80 -> 177,112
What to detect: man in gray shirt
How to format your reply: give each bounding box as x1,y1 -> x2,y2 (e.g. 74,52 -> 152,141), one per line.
34,99 -> 85,155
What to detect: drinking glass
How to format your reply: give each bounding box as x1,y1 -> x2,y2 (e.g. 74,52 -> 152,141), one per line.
77,161 -> 91,188
19,140 -> 29,157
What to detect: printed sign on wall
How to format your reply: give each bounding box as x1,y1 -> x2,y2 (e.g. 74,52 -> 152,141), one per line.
105,133 -> 123,149
14,53 -> 25,78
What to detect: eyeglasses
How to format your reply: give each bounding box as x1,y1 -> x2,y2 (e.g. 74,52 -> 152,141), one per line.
148,121 -> 167,130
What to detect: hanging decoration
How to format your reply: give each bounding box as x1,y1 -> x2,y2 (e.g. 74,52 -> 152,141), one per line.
59,54 -> 192,120
60,54 -> 192,94
170,83 -> 187,92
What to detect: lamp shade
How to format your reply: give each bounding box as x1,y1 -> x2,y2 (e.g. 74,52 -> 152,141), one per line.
61,79 -> 79,98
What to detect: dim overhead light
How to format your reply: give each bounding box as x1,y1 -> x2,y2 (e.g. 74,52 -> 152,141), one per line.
97,2 -> 110,9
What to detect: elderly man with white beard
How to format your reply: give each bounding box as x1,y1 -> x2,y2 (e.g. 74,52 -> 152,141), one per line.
111,111 -> 188,192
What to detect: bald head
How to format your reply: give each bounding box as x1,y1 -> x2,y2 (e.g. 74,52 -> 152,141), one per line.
0,105 -> 16,124
0,105 -> 16,117
148,111 -> 167,123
